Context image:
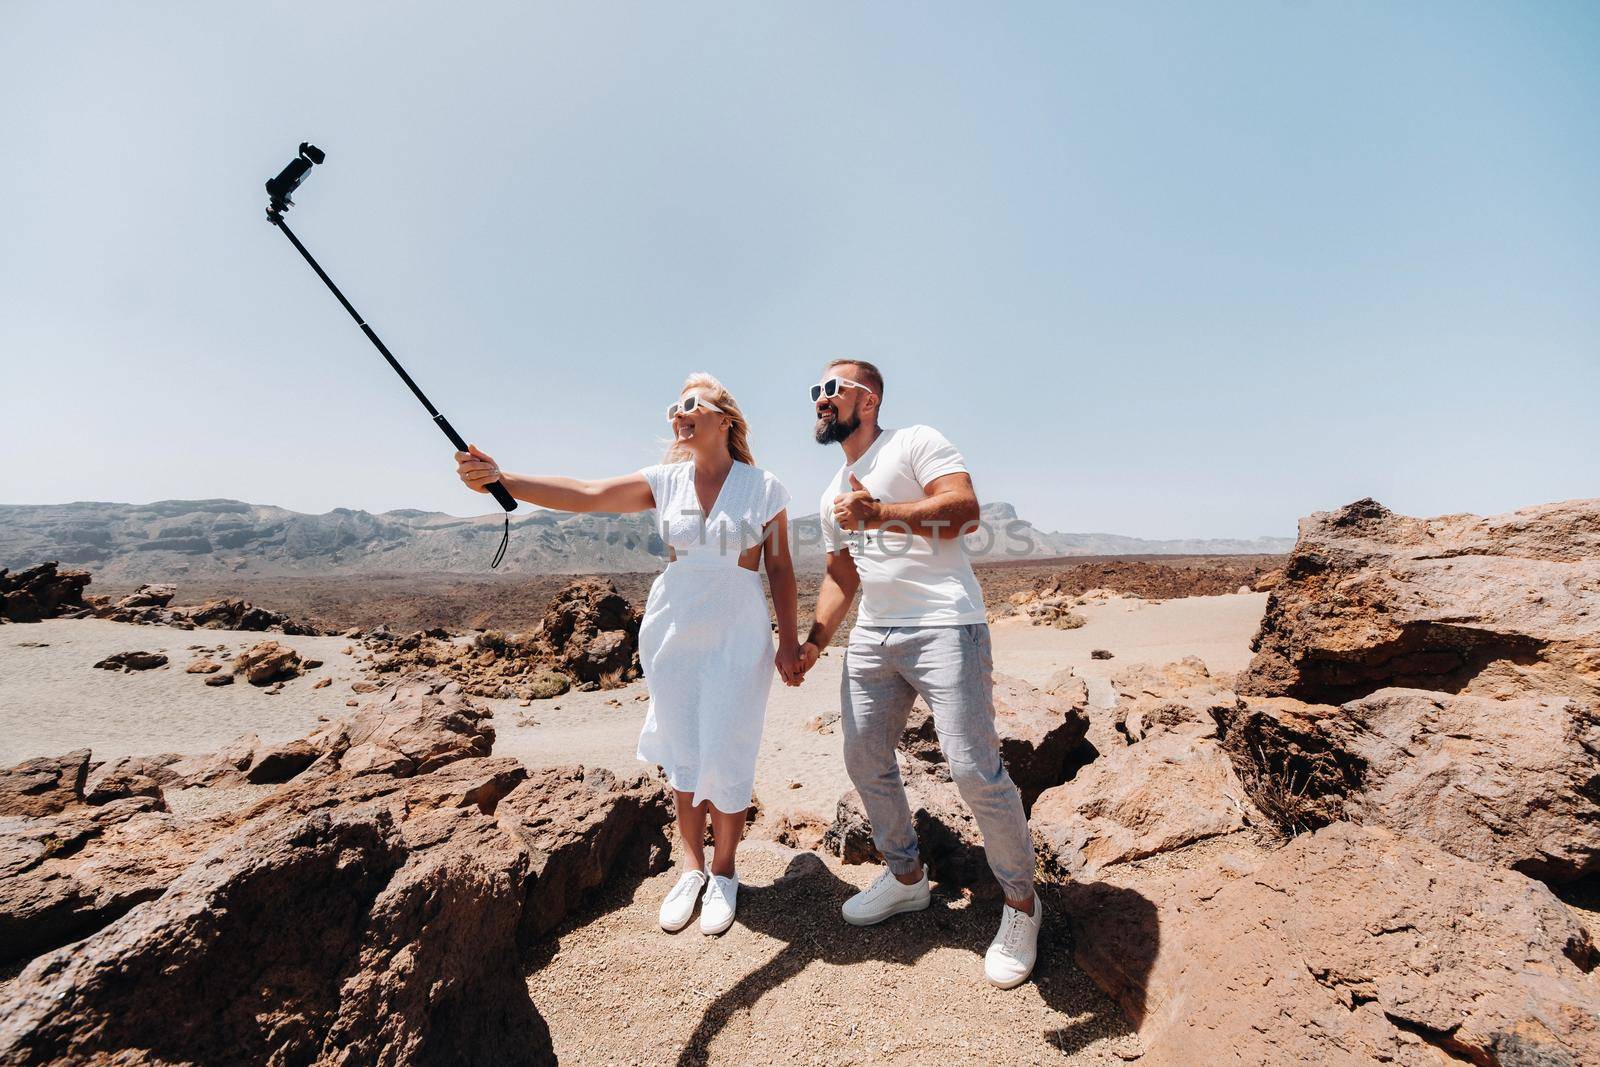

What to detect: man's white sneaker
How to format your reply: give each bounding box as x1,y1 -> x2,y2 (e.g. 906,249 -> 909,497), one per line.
700,873 -> 739,935
842,867 -> 931,926
985,896 -> 1042,988
658,868 -> 707,932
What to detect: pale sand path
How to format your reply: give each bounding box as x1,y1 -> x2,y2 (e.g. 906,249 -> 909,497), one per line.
525,840 -> 1144,1066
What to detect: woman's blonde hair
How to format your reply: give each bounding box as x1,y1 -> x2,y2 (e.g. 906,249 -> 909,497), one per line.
663,372 -> 755,465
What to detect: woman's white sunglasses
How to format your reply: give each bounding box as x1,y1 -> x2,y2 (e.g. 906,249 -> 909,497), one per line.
667,393 -> 725,420
810,376 -> 874,403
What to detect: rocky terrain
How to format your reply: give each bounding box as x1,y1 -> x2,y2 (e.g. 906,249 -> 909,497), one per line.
1,496 -> 1595,1065
0,676 -> 672,1065
355,577 -> 644,699
62,553 -> 1283,647
0,498 -> 1293,580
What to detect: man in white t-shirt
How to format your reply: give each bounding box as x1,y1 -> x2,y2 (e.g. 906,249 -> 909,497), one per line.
796,359 -> 1041,989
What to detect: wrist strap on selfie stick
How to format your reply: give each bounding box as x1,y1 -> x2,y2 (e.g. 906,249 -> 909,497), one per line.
263,143 -> 514,568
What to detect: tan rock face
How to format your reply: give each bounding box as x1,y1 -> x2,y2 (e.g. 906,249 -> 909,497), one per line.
1033,722 -> 1252,878
1067,822 -> 1600,1067
1031,658 -> 1257,878
1239,497 -> 1600,705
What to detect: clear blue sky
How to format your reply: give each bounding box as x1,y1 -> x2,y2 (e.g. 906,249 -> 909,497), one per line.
2,1 -> 1595,539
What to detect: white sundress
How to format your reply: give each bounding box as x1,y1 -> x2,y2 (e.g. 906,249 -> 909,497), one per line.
635,459 -> 791,814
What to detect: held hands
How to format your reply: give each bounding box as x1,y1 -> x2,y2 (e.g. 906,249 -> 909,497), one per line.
775,641 -> 804,687
454,444 -> 502,494
775,639 -> 822,686
831,473 -> 880,530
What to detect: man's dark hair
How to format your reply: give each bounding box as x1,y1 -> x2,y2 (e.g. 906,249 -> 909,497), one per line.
825,358 -> 884,403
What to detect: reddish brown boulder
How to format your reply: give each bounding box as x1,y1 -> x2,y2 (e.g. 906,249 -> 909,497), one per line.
1065,822 -> 1600,1067
975,657 -> 1261,878
0,795 -> 182,966
0,562 -> 91,622
164,733 -> 259,789
0,750 -> 91,818
231,640 -> 303,685
92,650 -> 169,672
243,739 -> 320,785
0,806 -> 555,1066
498,765 -> 674,942
1032,718 -> 1254,878
538,576 -> 642,684
303,676 -> 494,778
114,584 -> 177,609
1239,497 -> 1600,705
83,769 -> 166,806
1219,687 -> 1600,881
85,754 -> 184,794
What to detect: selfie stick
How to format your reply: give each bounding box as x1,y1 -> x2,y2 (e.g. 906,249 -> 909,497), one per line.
263,143 -> 515,567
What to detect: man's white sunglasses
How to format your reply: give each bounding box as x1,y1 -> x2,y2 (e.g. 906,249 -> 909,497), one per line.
810,376 -> 874,403
667,393 -> 724,420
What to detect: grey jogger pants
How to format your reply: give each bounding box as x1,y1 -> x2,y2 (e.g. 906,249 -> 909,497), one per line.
840,622 -> 1036,901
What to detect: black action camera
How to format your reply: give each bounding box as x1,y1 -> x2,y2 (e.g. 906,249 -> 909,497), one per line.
265,142 -> 326,218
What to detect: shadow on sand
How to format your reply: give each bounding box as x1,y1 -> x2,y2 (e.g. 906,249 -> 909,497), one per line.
666,852 -> 1159,1065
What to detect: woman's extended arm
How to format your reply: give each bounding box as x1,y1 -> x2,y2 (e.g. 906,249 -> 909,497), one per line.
455,444 -> 656,513
762,509 -> 803,685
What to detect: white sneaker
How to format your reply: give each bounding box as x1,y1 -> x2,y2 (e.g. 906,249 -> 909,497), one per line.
841,867 -> 931,926
985,896 -> 1042,989
658,868 -> 707,932
699,873 -> 739,935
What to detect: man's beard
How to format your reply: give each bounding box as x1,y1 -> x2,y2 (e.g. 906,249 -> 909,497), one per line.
814,411 -> 860,445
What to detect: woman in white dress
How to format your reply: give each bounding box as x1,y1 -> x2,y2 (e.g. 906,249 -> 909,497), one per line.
453,372 -> 800,936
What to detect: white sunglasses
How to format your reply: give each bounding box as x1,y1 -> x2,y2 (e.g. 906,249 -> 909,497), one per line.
810,376 -> 874,403
667,393 -> 725,420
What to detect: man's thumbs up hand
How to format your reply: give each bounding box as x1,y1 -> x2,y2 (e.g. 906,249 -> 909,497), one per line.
833,471 -> 880,530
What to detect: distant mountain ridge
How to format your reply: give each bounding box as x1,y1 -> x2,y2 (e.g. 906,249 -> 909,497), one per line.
0,499 -> 1292,580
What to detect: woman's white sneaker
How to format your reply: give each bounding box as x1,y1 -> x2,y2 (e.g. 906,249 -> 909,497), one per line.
700,873 -> 739,935
842,868 -> 931,926
658,868 -> 707,932
984,897 -> 1043,988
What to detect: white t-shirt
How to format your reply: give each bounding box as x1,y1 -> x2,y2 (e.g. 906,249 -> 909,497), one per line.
819,424 -> 986,628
